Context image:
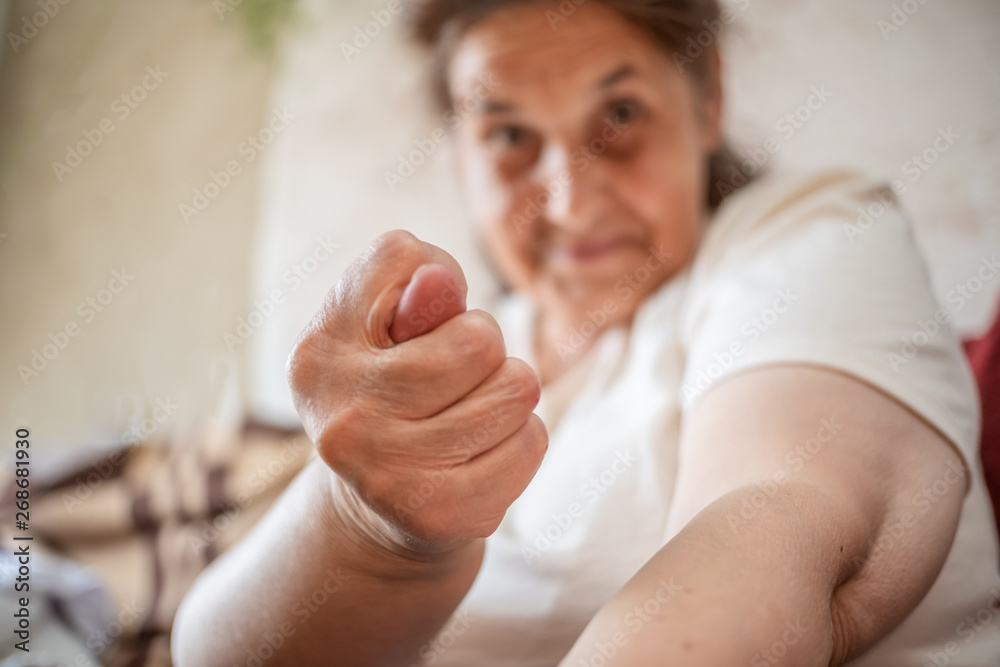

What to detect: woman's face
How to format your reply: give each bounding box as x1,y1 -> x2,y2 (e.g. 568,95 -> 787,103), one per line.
449,2 -> 722,327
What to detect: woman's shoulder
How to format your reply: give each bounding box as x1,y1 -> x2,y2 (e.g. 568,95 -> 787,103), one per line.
679,166 -> 980,459
694,166 -> 911,277
634,168 -> 899,335
712,166 -> 893,229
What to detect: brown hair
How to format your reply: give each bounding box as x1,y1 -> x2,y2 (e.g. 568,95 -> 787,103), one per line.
406,0 -> 753,210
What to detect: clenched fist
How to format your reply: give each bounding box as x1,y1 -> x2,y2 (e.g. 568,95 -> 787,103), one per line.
287,230 -> 548,554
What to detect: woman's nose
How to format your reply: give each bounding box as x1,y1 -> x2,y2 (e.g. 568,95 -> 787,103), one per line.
535,143 -> 611,234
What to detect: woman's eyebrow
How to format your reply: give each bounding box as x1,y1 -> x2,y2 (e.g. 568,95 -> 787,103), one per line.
480,100 -> 516,114
597,64 -> 636,89
469,63 -> 636,115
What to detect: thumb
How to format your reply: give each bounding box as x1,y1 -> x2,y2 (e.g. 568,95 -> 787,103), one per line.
389,263 -> 468,344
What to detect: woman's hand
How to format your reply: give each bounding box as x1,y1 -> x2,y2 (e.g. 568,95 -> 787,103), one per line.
287,229 -> 548,557
173,231 -> 547,667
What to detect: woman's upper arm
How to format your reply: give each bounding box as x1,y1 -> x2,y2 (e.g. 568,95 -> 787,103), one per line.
666,363 -> 968,655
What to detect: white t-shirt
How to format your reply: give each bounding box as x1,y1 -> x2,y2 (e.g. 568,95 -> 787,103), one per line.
421,169 -> 1000,667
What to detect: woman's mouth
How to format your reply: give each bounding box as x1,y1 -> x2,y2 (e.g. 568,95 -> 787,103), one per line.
551,236 -> 632,263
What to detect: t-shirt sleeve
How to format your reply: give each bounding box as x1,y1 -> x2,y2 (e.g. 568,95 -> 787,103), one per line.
678,170 -> 980,466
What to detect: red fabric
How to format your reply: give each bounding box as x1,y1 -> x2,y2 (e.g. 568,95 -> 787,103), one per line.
964,308 -> 1000,537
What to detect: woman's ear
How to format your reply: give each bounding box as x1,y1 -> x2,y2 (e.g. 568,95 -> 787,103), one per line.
699,47 -> 724,153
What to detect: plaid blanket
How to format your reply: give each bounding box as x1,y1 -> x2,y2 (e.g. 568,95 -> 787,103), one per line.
1,422 -> 312,667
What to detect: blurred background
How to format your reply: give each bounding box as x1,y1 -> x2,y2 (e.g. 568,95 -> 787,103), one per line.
0,0 -> 998,661
1,0 -> 998,453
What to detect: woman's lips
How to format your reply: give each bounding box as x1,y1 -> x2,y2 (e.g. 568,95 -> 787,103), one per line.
551,236 -> 632,262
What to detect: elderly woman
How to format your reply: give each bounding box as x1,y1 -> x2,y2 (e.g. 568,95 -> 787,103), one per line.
174,0 -> 1000,665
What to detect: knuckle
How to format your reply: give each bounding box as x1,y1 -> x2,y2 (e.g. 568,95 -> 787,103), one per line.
453,311 -> 505,362
469,514 -> 505,539
286,330 -> 353,403
361,469 -> 397,515
320,282 -> 347,322
286,335 -> 319,393
458,499 -> 506,540
286,308 -> 343,391
369,229 -> 422,264
520,413 -> 549,460
403,503 -> 452,542
501,357 -> 542,408
313,405 -> 364,468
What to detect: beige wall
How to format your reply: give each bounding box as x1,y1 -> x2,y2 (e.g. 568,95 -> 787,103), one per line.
0,0 -> 273,453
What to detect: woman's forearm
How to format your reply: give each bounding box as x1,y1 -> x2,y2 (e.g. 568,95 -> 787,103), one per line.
559,482 -> 871,666
172,458 -> 484,667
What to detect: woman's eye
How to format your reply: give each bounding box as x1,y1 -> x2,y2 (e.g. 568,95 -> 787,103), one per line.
482,123 -> 540,174
489,125 -> 530,147
607,100 -> 642,127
